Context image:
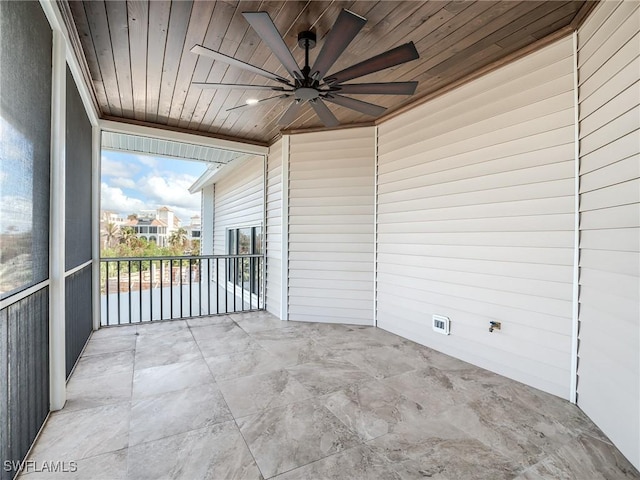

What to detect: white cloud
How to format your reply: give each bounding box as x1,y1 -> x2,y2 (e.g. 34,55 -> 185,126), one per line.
101,183 -> 146,215
111,177 -> 137,189
101,156 -> 139,178
135,154 -> 159,169
137,172 -> 201,210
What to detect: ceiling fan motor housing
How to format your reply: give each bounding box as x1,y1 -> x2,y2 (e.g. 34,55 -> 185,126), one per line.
297,31 -> 316,49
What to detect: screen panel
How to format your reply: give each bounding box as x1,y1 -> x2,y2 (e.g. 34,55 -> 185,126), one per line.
0,1 -> 52,299
65,66 -> 92,270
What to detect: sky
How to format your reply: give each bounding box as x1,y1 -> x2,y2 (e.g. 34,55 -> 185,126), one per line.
101,150 -> 208,224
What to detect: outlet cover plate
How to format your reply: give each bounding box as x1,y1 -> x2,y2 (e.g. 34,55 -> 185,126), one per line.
432,315 -> 450,335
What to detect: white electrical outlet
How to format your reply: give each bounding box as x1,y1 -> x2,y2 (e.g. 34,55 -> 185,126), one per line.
432,315 -> 450,335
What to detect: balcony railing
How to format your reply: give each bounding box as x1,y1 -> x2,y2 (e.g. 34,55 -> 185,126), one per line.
100,254 -> 264,326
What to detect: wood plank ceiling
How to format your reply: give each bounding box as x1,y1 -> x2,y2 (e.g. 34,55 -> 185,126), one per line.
63,0 -> 591,144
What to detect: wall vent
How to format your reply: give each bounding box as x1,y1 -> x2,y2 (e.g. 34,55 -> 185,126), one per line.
432,315 -> 450,335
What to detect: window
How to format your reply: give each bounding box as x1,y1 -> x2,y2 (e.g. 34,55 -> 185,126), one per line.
227,226 -> 262,294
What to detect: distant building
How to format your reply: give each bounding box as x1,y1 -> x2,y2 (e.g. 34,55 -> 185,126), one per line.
186,215 -> 201,242
125,215 -> 170,246
100,206 -> 189,248
157,206 -> 181,232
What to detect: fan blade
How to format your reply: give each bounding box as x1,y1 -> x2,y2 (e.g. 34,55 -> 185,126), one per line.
243,12 -> 302,80
193,83 -> 289,91
323,94 -> 386,117
227,94 -> 290,112
311,9 -> 366,80
335,81 -> 418,95
310,100 -> 339,127
324,42 -> 419,85
191,44 -> 289,84
278,101 -> 303,126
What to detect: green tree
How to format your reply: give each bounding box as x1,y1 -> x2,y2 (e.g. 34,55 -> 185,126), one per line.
168,227 -> 188,249
119,226 -> 137,247
103,222 -> 119,248
190,239 -> 201,255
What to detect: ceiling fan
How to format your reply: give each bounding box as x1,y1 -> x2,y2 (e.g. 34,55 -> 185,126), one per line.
190,9 -> 420,127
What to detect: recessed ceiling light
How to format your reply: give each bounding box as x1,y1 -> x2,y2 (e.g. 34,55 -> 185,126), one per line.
245,98 -> 259,105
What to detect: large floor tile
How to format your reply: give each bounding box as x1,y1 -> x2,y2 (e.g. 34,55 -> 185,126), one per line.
64,371 -> 133,412
82,334 -> 136,356
323,380 -> 429,441
234,313 -> 289,333
218,370 -> 312,418
388,339 -> 477,372
127,422 -> 262,480
129,383 -> 232,446
186,315 -> 234,328
250,326 -> 312,342
133,359 -> 214,399
136,320 -> 187,335
134,335 -> 201,370
515,434 -> 640,480
274,445 -> 401,480
254,336 -> 337,366
339,345 -> 416,379
192,324 -> 261,357
369,428 -> 523,480
440,391 -> 577,468
204,347 -> 285,381
91,324 -> 136,338
20,449 -> 128,479
287,358 -> 374,396
71,349 -> 134,379
238,400 -> 361,478
27,403 -> 129,462
380,366 -> 489,415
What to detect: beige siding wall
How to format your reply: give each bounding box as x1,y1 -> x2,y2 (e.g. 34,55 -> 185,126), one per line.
288,128 -> 375,325
266,139 -> 283,317
577,1 -> 640,468
376,37 -> 576,398
213,155 -> 264,259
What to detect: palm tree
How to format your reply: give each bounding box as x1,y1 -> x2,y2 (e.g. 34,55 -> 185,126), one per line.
168,227 -> 188,249
103,222 -> 119,248
190,239 -> 201,255
119,226 -> 137,247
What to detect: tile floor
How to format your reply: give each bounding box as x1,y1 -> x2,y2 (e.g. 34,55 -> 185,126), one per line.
21,312 -> 639,480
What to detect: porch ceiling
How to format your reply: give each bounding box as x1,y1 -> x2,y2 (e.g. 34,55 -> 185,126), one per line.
61,0 -> 592,144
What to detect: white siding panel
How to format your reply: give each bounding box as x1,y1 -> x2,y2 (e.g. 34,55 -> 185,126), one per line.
201,185 -> 214,255
266,139 -> 283,317
376,37 -> 575,398
577,2 -> 640,469
288,128 -> 375,325
213,155 -> 264,283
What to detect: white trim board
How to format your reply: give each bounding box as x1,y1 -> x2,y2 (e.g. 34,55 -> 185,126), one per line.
100,120 -> 268,156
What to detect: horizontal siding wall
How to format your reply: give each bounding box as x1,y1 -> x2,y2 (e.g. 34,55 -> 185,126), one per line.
377,37 -> 576,398
577,1 -> 640,469
288,128 -> 375,325
213,155 -> 264,257
201,185 -> 214,255
266,139 -> 283,317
